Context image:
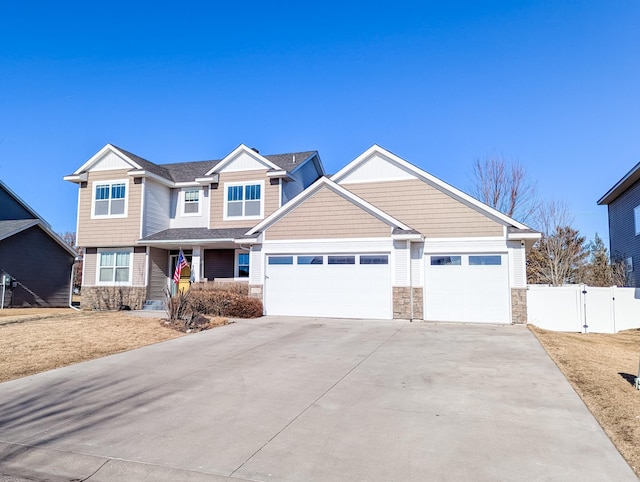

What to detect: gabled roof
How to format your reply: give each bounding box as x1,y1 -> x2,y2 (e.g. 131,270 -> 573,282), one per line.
66,143 -> 322,186
246,176 -> 415,236
331,145 -> 532,232
597,161 -> 640,205
0,182 -> 77,257
0,219 -> 40,241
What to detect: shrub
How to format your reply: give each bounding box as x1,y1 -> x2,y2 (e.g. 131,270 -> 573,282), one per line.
187,289 -> 263,318
190,281 -> 249,296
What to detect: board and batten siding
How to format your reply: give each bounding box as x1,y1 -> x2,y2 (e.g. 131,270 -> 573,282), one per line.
607,178 -> 640,287
342,179 -> 504,238
77,169 -> 142,247
148,247 -> 168,299
210,171 -> 280,229
143,180 -> 170,237
266,188 -> 391,240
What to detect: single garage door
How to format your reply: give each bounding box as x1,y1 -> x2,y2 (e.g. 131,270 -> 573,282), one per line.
265,253 -> 392,319
424,253 -> 510,323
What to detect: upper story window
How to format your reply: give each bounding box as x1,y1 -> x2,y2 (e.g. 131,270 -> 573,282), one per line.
97,249 -> 131,285
92,180 -> 128,218
224,181 -> 263,220
182,189 -> 201,216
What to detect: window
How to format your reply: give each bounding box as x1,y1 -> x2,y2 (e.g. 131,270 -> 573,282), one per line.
360,255 -> 388,265
635,206 -> 640,235
431,256 -> 461,266
298,255 -> 323,265
238,253 -> 250,277
225,182 -> 263,219
469,255 -> 502,266
268,256 -> 293,265
183,189 -> 200,215
328,256 -> 355,265
93,181 -> 127,217
98,250 -> 131,284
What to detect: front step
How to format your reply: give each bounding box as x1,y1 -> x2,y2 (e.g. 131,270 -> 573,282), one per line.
143,300 -> 164,311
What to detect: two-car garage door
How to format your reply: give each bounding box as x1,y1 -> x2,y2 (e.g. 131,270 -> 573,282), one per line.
424,253 -> 510,323
265,253 -> 392,319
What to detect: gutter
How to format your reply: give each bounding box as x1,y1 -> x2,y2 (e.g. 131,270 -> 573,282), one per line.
68,260 -> 81,311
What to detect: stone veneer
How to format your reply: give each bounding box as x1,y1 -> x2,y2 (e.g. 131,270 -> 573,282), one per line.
81,286 -> 147,311
511,288 -> 527,324
248,284 -> 263,300
393,286 -> 424,320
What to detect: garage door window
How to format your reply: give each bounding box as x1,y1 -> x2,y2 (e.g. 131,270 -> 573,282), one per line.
328,256 -> 355,265
431,256 -> 461,266
469,255 -> 502,266
268,256 -> 293,265
298,256 -> 323,265
360,255 -> 388,265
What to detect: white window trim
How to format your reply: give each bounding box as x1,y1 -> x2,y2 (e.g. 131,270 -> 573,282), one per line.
95,248 -> 133,286
223,180 -> 265,221
635,206 -> 640,235
180,187 -> 202,217
91,179 -> 129,219
236,251 -> 250,278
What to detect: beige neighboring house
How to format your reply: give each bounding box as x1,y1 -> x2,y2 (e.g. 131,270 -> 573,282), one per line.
65,143 -> 539,322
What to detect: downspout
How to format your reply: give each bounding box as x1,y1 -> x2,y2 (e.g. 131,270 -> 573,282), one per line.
69,259 -> 80,311
409,240 -> 414,322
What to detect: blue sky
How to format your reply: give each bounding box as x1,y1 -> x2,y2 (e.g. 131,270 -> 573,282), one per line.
1,1 -> 638,246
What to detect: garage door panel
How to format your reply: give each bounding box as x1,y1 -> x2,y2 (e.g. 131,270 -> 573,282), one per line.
425,254 -> 510,323
265,254 -> 391,319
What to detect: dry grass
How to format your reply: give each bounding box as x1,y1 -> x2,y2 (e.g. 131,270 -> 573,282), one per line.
0,309 -> 184,383
530,326 -> 640,477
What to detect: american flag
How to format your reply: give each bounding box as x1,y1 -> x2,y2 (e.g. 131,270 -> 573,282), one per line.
173,249 -> 188,284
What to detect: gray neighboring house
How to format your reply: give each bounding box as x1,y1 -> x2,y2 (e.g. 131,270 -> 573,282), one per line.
598,161 -> 640,287
0,181 -> 76,307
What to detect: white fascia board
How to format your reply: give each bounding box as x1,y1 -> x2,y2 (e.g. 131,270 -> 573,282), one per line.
266,170 -> 292,181
246,177 -> 412,235
127,170 -> 174,187
195,175 -> 218,184
73,144 -> 142,175
332,145 -> 531,231
63,173 -> 88,183
507,232 -> 542,241
136,238 -> 237,246
174,181 -> 202,188
205,144 -> 280,175
392,233 -> 424,241
234,238 -> 260,245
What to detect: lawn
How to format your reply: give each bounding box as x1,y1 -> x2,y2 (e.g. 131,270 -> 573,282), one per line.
0,308 -> 184,383
530,326 -> 640,478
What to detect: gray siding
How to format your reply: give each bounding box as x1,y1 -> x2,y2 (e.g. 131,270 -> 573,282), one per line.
149,247 -> 169,300
0,225 -> 74,307
607,178 -> 640,287
0,186 -> 36,220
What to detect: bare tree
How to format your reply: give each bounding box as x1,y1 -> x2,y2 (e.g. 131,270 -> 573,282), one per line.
471,153 -> 538,223
526,201 -> 589,286
59,231 -> 83,290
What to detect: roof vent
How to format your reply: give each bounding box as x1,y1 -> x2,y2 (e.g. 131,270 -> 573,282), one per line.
292,154 -> 296,163
251,147 -> 259,154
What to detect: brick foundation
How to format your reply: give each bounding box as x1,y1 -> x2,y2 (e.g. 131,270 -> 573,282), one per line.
511,288 -> 527,324
393,286 -> 424,320
81,286 -> 147,311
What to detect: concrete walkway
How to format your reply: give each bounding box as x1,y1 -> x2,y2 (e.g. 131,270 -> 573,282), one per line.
0,317 -> 636,481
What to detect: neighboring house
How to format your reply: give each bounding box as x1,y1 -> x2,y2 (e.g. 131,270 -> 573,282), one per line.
65,143 -> 540,322
598,161 -> 640,287
0,181 -> 76,307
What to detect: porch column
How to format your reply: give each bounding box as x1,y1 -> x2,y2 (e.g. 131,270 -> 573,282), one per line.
192,246 -> 202,282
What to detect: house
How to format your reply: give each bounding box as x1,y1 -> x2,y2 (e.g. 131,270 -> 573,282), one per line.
0,181 -> 76,307
65,143 -> 540,322
597,161 -> 640,287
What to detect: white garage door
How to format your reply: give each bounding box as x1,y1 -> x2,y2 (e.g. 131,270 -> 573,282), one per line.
424,254 -> 510,323
265,254 -> 391,319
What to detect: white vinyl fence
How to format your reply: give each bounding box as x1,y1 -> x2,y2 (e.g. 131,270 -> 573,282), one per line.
527,284 -> 640,333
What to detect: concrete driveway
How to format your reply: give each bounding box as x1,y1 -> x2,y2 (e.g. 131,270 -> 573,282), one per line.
0,317 -> 636,481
